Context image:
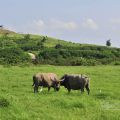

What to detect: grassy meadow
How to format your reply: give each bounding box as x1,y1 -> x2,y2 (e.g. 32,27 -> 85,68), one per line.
0,65 -> 120,120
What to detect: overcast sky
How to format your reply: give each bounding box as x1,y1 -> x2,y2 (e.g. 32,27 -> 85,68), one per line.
0,0 -> 120,47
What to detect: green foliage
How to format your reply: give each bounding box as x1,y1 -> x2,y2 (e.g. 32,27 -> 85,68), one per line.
0,39 -> 17,48
0,33 -> 120,66
0,48 -> 30,65
55,44 -> 63,49
23,34 -> 30,41
37,40 -> 44,49
37,48 -> 120,65
41,36 -> 47,42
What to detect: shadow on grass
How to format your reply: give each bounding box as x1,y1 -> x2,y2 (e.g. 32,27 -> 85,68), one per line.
11,85 -> 19,88
31,89 -> 58,95
1,88 -> 7,93
64,91 -> 87,97
0,97 -> 9,108
51,99 -> 85,109
94,93 -> 110,100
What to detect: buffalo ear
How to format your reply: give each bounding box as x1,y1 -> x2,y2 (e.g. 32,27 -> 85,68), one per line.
59,79 -> 64,85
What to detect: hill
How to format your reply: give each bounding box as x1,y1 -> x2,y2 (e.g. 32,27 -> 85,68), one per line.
0,27 -> 15,34
0,28 -> 120,65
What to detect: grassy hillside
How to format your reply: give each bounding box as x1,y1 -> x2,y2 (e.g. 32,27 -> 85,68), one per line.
0,65 -> 120,120
0,28 -> 108,48
0,28 -> 120,66
0,28 -> 15,34
0,29 -> 80,48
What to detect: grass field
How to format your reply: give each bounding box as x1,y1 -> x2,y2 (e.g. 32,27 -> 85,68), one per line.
0,65 -> 120,120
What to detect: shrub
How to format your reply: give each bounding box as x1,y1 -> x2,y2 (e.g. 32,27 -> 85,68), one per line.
0,48 -> 30,65
0,39 -> 17,48
37,48 -> 120,66
112,61 -> 120,65
55,44 -> 63,49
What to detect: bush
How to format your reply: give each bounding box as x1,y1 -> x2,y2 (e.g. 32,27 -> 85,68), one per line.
37,48 -> 120,66
0,39 -> 17,48
112,61 -> 120,65
0,48 -> 30,65
55,44 -> 63,49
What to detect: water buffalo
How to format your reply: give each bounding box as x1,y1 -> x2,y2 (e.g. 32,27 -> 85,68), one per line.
32,73 -> 60,93
60,74 -> 90,94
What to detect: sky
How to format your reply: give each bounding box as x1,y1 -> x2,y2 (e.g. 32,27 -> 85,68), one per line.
0,0 -> 120,47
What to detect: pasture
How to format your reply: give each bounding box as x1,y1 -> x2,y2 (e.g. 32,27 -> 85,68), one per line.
0,65 -> 120,120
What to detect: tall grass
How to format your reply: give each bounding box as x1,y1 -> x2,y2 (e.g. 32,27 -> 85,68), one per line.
0,65 -> 120,120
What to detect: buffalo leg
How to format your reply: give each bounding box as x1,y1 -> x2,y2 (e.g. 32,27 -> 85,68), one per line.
81,88 -> 84,94
67,88 -> 71,93
34,86 -> 38,93
53,84 -> 57,91
85,84 -> 90,95
54,87 -> 56,92
34,86 -> 36,93
48,87 -> 51,92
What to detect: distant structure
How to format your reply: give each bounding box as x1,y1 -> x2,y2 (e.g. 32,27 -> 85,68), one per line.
0,25 -> 3,29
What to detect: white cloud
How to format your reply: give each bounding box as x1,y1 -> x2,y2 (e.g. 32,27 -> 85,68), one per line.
82,18 -> 98,30
64,22 -> 77,30
30,19 -> 45,32
20,19 -> 78,34
110,18 -> 120,24
33,20 -> 45,28
20,19 -> 45,34
110,18 -> 120,34
46,19 -> 78,31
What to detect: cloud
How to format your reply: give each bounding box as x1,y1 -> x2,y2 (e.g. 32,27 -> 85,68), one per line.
29,19 -> 45,32
64,22 -> 77,30
19,19 -> 78,35
110,18 -> 120,34
82,18 -> 98,30
33,20 -> 45,28
110,18 -> 120,24
19,19 -> 45,34
45,19 -> 78,31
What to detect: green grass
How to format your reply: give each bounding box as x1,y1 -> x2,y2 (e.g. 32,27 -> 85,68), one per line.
0,65 -> 120,120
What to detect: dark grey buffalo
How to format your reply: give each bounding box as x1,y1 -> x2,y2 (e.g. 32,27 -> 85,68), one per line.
32,73 -> 60,93
60,74 -> 90,94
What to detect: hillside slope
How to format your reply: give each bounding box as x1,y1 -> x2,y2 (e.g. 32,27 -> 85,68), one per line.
0,28 -> 120,65
0,28 -> 15,34
0,28 -> 102,48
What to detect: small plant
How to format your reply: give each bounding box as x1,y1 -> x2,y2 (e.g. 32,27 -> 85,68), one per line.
0,98 -> 9,108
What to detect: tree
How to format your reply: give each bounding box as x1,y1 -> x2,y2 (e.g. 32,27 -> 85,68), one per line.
37,41 -> 44,49
41,36 -> 47,43
24,34 -> 30,41
106,39 -> 111,47
55,44 -> 62,49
